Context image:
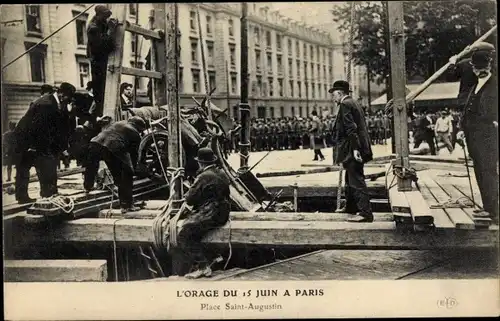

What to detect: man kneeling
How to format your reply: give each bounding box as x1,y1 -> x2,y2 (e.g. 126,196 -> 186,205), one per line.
177,147 -> 231,279
83,116 -> 146,213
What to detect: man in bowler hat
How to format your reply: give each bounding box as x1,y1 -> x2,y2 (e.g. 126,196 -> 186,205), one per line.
177,147 -> 231,278
330,80 -> 374,222
452,42 -> 498,222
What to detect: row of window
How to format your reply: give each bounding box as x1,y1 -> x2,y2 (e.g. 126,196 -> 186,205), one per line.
252,77 -> 330,99
256,105 -> 329,120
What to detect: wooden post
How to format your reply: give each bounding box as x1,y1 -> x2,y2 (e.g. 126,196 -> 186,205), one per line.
387,1 -> 412,191
383,1 -> 396,154
133,3 -> 140,108
103,4 -> 127,121
238,3 -> 250,171
1,36 -> 6,132
196,5 -> 213,121
226,60 -> 231,119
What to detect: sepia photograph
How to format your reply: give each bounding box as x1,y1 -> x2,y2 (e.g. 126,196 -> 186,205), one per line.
2,1 -> 498,319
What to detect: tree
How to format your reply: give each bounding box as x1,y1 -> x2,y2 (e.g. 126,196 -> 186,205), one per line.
331,0 -> 497,85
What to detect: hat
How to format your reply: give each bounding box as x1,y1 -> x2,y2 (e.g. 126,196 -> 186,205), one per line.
86,81 -> 93,91
194,147 -> 218,164
471,42 -> 495,68
127,116 -> 146,132
58,82 -> 76,97
95,5 -> 112,17
328,80 -> 351,93
40,84 -> 54,94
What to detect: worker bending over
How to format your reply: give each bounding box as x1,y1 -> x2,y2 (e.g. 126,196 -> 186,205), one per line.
83,116 -> 146,213
177,147 -> 231,279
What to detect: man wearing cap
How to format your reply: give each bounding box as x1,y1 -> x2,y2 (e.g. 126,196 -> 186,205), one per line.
434,110 -> 454,154
14,82 -> 76,203
83,116 -> 146,213
177,147 -> 231,279
329,80 -> 373,222
87,5 -> 118,118
452,42 -> 498,222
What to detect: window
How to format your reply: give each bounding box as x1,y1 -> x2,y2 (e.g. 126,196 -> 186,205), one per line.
303,62 -> 308,77
323,49 -> 326,63
256,76 -> 262,96
73,11 -> 88,46
291,106 -> 295,117
268,77 -> 273,96
296,40 -> 300,56
266,52 -> 272,71
323,66 -> 327,81
329,66 -> 332,78
278,79 -> 283,97
303,43 -> 307,58
288,58 -> 293,77
131,36 -> 136,54
25,43 -> 46,82
229,44 -> 236,66
25,5 -> 42,34
280,106 -> 285,117
297,81 -> 302,98
192,69 -> 200,92
208,71 -> 216,92
276,34 -> 282,51
129,4 -> 137,16
296,60 -> 300,77
255,50 -> 261,71
317,83 -> 321,98
228,19 -> 234,37
254,27 -> 260,44
329,51 -> 333,66
206,41 -> 214,66
306,106 -> 310,117
231,72 -> 237,93
312,82 -> 315,99
299,106 -> 303,117
269,107 -> 275,118
190,11 -> 196,31
289,80 -> 294,97
266,31 -> 272,48
277,55 -> 282,73
310,45 -> 314,61
324,84 -> 328,98
78,61 -> 90,88
206,15 -> 213,35
190,39 -> 198,64
179,68 -> 184,92
257,106 -> 266,119
288,39 -> 292,56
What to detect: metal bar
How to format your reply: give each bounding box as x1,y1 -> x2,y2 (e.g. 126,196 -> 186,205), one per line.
121,67 -> 162,79
238,3 -> 250,171
388,1 -> 412,191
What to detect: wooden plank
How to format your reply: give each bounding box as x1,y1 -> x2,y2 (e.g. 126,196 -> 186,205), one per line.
267,182 -> 386,199
416,182 -> 454,229
124,21 -> 161,39
420,175 -> 475,229
386,164 -> 412,224
452,183 -> 484,208
462,208 -> 492,228
121,66 -> 162,79
98,209 -> 395,221
404,190 -> 434,225
26,218 -> 498,249
4,260 -> 107,282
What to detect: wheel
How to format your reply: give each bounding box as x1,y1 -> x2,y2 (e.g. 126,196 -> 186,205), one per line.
138,130 -> 170,179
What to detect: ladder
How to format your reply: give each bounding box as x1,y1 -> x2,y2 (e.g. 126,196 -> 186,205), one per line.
102,4 -> 174,122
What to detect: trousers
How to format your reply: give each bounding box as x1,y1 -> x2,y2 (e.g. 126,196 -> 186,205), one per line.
90,59 -> 108,117
15,151 -> 58,200
343,159 -> 373,216
83,142 -> 134,207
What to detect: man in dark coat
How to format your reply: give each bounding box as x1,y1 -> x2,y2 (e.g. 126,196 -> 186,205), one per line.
177,147 -> 231,279
83,116 -> 146,213
310,110 -> 325,161
454,43 -> 498,222
329,80 -> 373,222
87,5 -> 118,117
413,109 -> 437,155
120,82 -> 134,112
14,82 -> 76,203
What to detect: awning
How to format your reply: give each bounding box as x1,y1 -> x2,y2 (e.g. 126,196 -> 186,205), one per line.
371,82 -> 460,106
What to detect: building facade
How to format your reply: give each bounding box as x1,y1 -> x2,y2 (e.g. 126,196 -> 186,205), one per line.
1,3 -> 342,128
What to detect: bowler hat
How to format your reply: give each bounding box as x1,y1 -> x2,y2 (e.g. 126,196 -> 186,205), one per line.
128,116 -> 147,132
95,5 -> 112,16
58,82 -> 76,97
86,81 -> 93,91
328,80 -> 351,93
40,84 -> 54,94
470,42 -> 495,68
194,147 -> 218,164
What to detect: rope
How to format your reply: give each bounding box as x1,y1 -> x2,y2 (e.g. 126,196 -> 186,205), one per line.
2,4 -> 96,70
47,194 -> 75,214
429,197 -> 474,209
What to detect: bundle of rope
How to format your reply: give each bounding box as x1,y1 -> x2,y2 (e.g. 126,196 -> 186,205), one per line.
429,197 -> 474,209
46,194 -> 75,214
385,162 -> 418,191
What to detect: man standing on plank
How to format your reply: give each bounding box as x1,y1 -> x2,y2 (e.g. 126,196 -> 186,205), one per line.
452,42 -> 498,223
329,80 -> 374,223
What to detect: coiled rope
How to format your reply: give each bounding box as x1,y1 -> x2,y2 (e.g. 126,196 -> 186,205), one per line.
47,194 -> 75,214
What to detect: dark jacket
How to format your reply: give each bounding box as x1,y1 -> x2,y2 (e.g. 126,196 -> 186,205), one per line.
86,17 -> 115,61
120,95 -> 133,111
15,94 -> 71,155
333,96 -> 373,164
184,164 -> 231,224
461,72 -> 498,133
91,120 -> 141,171
448,58 -> 478,109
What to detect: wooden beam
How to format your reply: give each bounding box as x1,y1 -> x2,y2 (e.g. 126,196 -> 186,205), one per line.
404,190 -> 434,225
387,1 -> 411,191
121,67 -> 162,79
124,21 -> 161,39
27,218 -> 498,250
4,260 -> 107,282
266,183 -> 386,198
102,4 -> 127,120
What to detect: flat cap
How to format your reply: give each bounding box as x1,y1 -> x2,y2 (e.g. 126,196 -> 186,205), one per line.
95,4 -> 112,16
471,41 -> 495,53
58,82 -> 76,96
